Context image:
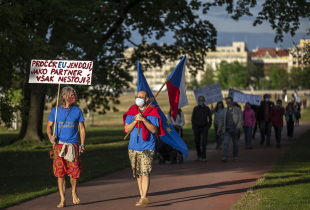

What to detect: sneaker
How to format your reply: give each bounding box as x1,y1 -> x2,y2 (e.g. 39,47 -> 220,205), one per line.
202,158 -> 207,162
234,157 -> 238,162
195,157 -> 200,162
221,157 -> 227,162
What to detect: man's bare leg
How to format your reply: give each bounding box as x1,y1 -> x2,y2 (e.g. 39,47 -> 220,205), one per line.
136,175 -> 143,199
70,177 -> 80,204
139,176 -> 150,206
57,177 -> 66,207
141,175 -> 150,198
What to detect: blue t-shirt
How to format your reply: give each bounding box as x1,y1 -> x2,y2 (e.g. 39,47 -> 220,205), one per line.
125,113 -> 159,151
48,106 -> 84,145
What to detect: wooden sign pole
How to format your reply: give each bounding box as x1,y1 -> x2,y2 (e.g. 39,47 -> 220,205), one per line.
53,84 -> 61,136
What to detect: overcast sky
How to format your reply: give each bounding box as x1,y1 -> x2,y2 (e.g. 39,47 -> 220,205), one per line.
128,1 -> 310,51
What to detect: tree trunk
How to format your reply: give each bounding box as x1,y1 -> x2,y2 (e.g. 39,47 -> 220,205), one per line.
19,84 -> 46,141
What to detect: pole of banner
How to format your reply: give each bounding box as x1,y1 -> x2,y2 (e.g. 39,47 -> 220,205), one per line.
124,79 -> 168,140
53,84 -> 61,137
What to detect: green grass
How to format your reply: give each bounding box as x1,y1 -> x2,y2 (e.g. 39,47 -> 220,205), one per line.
0,125 -> 215,209
232,129 -> 310,210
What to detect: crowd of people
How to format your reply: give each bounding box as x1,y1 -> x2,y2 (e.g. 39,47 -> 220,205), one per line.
191,92 -> 305,163
45,87 -> 306,207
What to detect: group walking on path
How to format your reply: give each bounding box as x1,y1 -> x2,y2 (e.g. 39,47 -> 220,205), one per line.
8,121 -> 310,210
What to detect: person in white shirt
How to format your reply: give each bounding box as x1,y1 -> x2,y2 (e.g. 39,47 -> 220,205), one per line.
167,108 -> 185,137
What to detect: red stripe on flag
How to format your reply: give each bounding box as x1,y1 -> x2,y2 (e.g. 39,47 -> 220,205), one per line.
167,81 -> 180,121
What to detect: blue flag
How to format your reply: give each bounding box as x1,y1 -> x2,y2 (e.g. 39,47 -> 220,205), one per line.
137,61 -> 189,159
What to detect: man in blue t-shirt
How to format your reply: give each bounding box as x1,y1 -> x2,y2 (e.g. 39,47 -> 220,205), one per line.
46,86 -> 86,208
124,90 -> 160,207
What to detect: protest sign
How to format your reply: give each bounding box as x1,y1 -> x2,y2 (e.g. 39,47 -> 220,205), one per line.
228,88 -> 243,98
194,83 -> 223,105
29,60 -> 93,85
233,92 -> 261,106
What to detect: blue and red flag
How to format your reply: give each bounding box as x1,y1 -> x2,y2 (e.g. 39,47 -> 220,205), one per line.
137,61 -> 189,158
167,55 -> 189,121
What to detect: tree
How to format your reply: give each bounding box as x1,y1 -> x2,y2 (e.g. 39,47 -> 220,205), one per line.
291,67 -> 310,89
202,0 -> 310,43
216,61 -> 249,89
1,0 -> 217,141
1,0 -> 310,141
200,67 -> 214,87
269,67 -> 289,89
247,62 -> 264,89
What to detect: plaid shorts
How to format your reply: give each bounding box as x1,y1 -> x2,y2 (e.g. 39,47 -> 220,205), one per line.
128,149 -> 154,177
53,144 -> 82,179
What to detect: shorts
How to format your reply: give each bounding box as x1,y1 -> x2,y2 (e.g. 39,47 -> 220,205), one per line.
53,144 -> 82,179
128,149 -> 154,177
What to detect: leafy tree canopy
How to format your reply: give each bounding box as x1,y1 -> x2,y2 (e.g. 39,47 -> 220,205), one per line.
269,67 -> 289,89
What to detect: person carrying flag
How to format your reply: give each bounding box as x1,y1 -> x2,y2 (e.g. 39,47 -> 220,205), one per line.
123,90 -> 165,207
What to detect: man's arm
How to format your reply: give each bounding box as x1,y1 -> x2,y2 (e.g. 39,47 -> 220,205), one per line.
135,113 -> 157,133
236,108 -> 243,129
79,122 -> 86,146
207,108 -> 212,129
125,120 -> 137,133
46,120 -> 56,144
191,107 -> 196,129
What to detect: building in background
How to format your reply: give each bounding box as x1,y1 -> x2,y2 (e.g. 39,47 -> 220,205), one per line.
250,48 -> 291,76
125,42 -> 250,89
289,39 -> 310,70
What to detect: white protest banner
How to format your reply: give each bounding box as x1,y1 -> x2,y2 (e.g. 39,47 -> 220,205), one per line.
194,83 -> 223,105
29,60 -> 93,85
233,92 -> 261,106
228,88 -> 243,98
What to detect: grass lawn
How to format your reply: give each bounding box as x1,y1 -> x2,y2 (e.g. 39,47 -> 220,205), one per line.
0,125 -> 215,209
232,129 -> 310,210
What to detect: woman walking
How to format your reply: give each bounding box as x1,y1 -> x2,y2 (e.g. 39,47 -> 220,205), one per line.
211,101 -> 224,150
270,99 -> 285,148
242,102 -> 256,149
285,102 -> 298,139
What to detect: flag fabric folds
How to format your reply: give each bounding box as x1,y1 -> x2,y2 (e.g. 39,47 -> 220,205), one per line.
166,55 -> 189,121
137,61 -> 189,159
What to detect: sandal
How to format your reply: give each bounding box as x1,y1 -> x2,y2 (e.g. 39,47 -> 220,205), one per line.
140,197 -> 150,207
135,199 -> 142,206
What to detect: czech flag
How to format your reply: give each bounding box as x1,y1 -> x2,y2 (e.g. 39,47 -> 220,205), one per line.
137,61 -> 189,158
167,55 -> 189,121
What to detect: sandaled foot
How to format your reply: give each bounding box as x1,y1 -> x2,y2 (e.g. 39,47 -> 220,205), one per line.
57,201 -> 66,208
72,194 -> 80,205
140,197 -> 150,207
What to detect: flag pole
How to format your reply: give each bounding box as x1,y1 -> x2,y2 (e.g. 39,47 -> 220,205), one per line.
124,79 -> 168,140
53,84 -> 61,136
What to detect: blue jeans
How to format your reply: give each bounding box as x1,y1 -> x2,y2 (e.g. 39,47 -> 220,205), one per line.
214,124 -> 222,148
223,129 -> 239,159
243,126 -> 252,147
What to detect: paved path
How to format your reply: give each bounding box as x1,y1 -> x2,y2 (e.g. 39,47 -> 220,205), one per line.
8,122 -> 310,210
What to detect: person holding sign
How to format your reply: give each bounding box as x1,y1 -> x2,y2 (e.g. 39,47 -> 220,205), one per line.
46,87 -> 86,208
191,96 -> 212,162
217,97 -> 243,162
242,102 -> 256,149
123,90 -> 165,207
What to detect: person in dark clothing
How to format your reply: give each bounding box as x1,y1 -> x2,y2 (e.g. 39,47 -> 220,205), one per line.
191,96 -> 212,162
270,99 -> 285,148
258,94 -> 275,146
250,104 -> 259,140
